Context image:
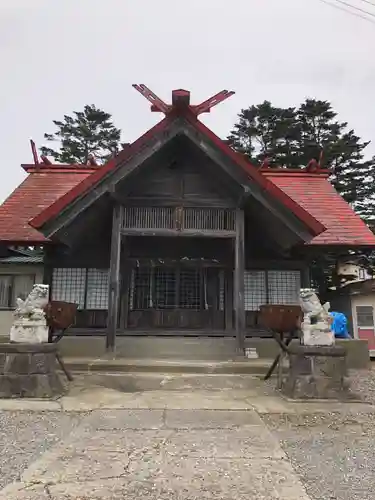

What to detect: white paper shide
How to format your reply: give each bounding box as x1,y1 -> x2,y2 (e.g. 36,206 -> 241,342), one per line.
10,284 -> 49,343
299,288 -> 334,346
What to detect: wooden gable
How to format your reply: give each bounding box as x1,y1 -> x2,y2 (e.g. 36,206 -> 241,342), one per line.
120,136 -> 238,207
32,114 -> 324,250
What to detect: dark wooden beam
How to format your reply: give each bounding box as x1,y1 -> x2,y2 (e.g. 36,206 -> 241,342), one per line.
246,259 -> 306,270
301,266 -> 311,288
106,204 -> 122,352
116,197 -> 238,208
120,228 -> 235,238
234,209 -> 245,351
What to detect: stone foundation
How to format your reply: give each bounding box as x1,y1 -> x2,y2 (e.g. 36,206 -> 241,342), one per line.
0,343 -> 65,398
281,345 -> 353,400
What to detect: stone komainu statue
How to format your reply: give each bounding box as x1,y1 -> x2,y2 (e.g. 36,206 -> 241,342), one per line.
299,288 -> 334,346
10,284 -> 50,343
14,284 -> 49,320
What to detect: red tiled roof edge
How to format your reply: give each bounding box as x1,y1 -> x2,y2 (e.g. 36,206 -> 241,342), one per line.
264,170 -> 375,247
30,116 -> 171,229
30,112 -> 325,237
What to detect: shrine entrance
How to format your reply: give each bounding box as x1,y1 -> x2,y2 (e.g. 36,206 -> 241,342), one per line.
125,263 -> 226,331
118,230 -> 236,334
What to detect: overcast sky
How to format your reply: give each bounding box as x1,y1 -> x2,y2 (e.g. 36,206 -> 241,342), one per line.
1,0 -> 374,202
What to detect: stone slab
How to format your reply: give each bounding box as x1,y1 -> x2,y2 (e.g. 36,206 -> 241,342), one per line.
1,405 -> 313,500
164,428 -> 285,459
64,429 -> 173,454
22,449 -> 129,484
0,483 -> 49,500
127,455 -> 310,500
83,409 -> 165,430
165,409 -> 263,429
49,479 -> 163,500
0,399 -> 61,411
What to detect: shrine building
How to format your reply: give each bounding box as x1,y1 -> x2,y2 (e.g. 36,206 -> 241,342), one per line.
0,85 -> 374,354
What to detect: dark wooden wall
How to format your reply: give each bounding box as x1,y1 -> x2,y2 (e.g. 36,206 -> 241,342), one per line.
117,137 -> 240,208
44,136 -> 311,335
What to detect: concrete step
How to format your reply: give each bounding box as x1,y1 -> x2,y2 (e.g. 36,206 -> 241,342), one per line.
63,357 -> 276,376
59,337 -> 242,360
56,336 -> 369,369
70,372 -> 272,393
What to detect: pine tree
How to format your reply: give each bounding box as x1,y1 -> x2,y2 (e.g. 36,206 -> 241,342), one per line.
228,99 -> 375,221
227,101 -> 300,168
40,105 -> 121,164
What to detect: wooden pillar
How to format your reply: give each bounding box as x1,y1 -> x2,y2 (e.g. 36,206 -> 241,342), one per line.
119,253 -> 130,330
43,246 -> 54,292
234,209 -> 245,351
107,203 -> 122,352
224,268 -> 233,331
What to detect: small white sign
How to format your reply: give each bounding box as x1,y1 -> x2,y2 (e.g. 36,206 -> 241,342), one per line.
245,347 -> 259,359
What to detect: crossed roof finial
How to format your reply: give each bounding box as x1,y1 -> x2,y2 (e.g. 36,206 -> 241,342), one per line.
132,84 -> 235,116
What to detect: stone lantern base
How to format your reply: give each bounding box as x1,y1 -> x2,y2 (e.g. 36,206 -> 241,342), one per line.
0,343 -> 65,398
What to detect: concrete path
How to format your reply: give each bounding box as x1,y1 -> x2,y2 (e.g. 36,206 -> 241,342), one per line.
0,375 -> 373,499
0,407 -> 311,500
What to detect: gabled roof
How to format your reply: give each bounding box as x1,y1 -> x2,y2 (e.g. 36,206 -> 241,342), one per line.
0,166 -> 95,243
1,85 -> 374,248
264,170 -> 375,246
29,112 -> 324,239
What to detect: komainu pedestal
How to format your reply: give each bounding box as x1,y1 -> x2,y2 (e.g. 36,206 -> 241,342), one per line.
0,343 -> 65,398
281,345 -> 352,400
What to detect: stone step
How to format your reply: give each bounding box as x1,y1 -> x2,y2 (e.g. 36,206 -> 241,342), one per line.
63,357 -> 276,376
70,372 -> 271,393
55,336 -> 369,369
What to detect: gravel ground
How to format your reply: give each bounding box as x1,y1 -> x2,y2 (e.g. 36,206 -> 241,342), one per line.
262,367 -> 375,500
349,367 -> 375,404
0,411 -> 83,489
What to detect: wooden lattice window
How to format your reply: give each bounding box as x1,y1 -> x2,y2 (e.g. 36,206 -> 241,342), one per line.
183,208 -> 236,231
122,207 -> 174,230
51,268 -> 109,310
267,271 -> 301,306
86,269 -> 109,310
122,206 -> 236,233
52,268 -> 86,309
230,270 -> 302,311
244,271 -> 267,311
130,267 -> 203,310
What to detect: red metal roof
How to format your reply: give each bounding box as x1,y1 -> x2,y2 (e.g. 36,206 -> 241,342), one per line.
0,167 -> 94,242
263,171 -> 375,246
1,164 -> 374,247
